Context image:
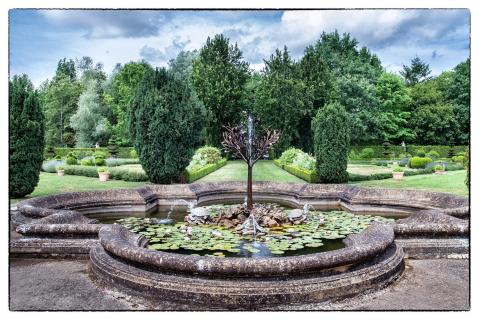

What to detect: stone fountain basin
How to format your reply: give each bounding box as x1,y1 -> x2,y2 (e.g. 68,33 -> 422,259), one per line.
10,182 -> 469,259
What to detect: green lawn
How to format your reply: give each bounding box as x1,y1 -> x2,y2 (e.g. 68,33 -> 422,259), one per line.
10,172 -> 149,205
351,170 -> 468,196
197,160 -> 306,183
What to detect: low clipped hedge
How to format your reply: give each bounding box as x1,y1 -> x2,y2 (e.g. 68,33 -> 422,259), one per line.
274,160 -> 319,183
186,159 -> 227,182
46,147 -> 136,159
62,165 -> 149,182
409,157 -> 433,169
350,145 -> 467,158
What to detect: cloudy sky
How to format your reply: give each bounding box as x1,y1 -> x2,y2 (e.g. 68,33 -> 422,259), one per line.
9,9 -> 470,87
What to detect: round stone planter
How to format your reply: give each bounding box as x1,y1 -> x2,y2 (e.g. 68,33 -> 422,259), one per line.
98,172 -> 110,182
57,170 -> 65,176
392,172 -> 404,180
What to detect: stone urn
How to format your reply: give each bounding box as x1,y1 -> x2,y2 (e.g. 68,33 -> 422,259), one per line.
98,172 -> 110,182
392,172 -> 404,180
57,170 -> 65,176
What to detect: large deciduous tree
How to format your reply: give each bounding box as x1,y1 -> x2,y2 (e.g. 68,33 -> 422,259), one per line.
10,74 -> 45,198
192,34 -> 250,147
70,79 -> 111,147
129,68 -> 206,183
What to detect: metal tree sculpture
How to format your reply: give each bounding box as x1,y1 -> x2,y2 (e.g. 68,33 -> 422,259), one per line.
222,112 -> 280,211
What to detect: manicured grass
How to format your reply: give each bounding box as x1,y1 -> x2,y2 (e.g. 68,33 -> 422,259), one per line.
197,160 -> 306,183
10,172 -> 149,205
351,170 -> 468,196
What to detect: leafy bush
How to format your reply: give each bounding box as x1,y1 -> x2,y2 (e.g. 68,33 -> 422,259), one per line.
452,155 -> 465,164
95,156 -> 106,166
186,159 -> 227,182
313,102 -> 350,183
107,136 -> 119,158
393,167 -> 404,172
54,155 -> 62,160
47,147 -> 136,159
63,165 -> 149,181
359,147 -> 375,159
130,149 -> 138,159
282,164 -> 319,183
41,159 -> 64,173
398,157 -> 409,167
129,68 -> 205,183
292,152 -> 315,171
97,167 -> 109,173
409,157 -> 433,169
196,146 -> 222,164
445,163 -> 464,171
416,149 -> 426,157
434,165 -> 444,171
278,147 -> 304,165
81,157 -> 95,166
105,158 -> 141,167
65,156 -> 78,165
348,150 -> 360,160
426,150 -> 440,160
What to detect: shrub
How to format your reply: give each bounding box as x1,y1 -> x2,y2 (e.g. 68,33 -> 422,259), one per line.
41,159 -> 64,173
452,155 -> 465,164
45,146 -> 56,159
372,160 -> 388,167
445,163 -> 464,171
97,167 -> 109,173
186,159 -> 227,182
65,156 -> 78,165
130,149 -> 138,159
416,149 -> 426,157
105,158 -> 140,167
94,156 -> 106,166
282,164 -> 319,183
409,157 -> 433,169
434,165 -> 444,171
464,148 -> 469,188
398,157 -> 409,167
57,166 -> 65,171
107,136 -> 119,158
54,155 -> 62,160
63,165 -> 149,182
195,146 -> 222,164
313,102 -> 350,183
393,167 -> 404,172
426,150 -> 440,160
359,147 -> 375,159
348,150 -> 360,160
278,148 -> 304,165
292,152 -> 315,171
81,157 -> 95,166
129,68 -> 205,183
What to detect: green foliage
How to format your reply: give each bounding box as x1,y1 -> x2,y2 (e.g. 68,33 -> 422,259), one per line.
451,155 -> 465,164
416,149 -> 426,157
464,147 -> 469,189
62,165 -> 148,181
70,78 -> 111,147
393,167 -> 404,172
168,50 -> 198,83
195,146 -> 222,164
313,102 -> 350,183
107,135 -> 119,157
49,147 -> 135,159
281,163 -> 319,183
192,34 -> 250,146
129,68 -> 205,183
45,146 -> 56,159
97,166 -> 108,173
425,150 -> 439,160
409,157 -> 433,169
104,61 -> 153,145
434,165 -> 444,171
81,158 -> 95,166
130,149 -> 138,159
65,157 -> 78,165
105,158 -> 140,167
359,148 -> 375,159
254,47 -> 312,154
186,159 -> 227,182
9,74 -> 45,197
278,148 -> 304,165
41,159 -> 64,173
400,56 -> 431,86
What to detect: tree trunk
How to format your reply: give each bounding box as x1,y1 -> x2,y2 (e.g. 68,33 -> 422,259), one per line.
247,164 -> 253,211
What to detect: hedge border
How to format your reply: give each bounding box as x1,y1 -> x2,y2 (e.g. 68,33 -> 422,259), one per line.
350,145 -> 467,159
62,165 -> 149,182
186,159 -> 227,182
46,147 -> 136,159
274,160 -> 319,183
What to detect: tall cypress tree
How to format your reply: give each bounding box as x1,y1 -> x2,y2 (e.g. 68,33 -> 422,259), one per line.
129,68 -> 205,183
313,102 -> 350,183
10,74 -> 45,198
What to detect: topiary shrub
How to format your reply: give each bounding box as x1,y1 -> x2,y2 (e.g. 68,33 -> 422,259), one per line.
359,147 -> 375,159
426,150 -> 440,160
409,157 -> 433,169
9,74 -> 45,198
129,68 -> 205,183
452,155 -> 465,165
416,149 -> 426,157
81,157 -> 95,166
107,136 -> 119,158
313,102 -> 350,183
45,146 -> 56,159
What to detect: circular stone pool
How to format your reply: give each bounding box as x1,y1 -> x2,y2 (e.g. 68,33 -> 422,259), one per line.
112,204 -> 393,258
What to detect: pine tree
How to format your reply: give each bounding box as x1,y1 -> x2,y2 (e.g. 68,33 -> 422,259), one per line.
400,56 -> 432,86
313,102 -> 350,183
10,74 -> 45,198
129,68 -> 206,183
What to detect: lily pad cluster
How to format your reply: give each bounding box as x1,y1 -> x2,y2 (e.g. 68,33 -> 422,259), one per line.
116,208 -> 393,257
